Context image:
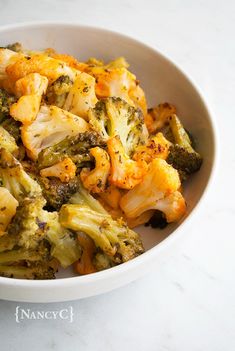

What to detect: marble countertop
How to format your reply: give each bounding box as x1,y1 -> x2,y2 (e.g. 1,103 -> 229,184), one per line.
0,0 -> 234,350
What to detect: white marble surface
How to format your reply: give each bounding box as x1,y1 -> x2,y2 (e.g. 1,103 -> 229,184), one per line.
0,0 -> 235,350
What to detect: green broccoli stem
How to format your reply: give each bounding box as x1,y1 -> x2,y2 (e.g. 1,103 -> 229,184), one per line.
69,181 -> 107,214
0,264 -> 56,279
0,248 -> 43,264
60,204 -> 117,257
59,203 -> 144,263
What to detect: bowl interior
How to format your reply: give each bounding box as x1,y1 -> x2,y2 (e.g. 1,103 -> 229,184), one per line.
0,24 -> 215,278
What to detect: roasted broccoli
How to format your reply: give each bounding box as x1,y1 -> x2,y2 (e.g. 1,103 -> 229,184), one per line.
1,117 -> 21,142
0,197 -> 57,279
0,187 -> 18,235
0,148 -> 42,201
6,197 -> 46,249
60,203 -> 144,265
0,262 -> 57,279
60,182 -> 144,266
166,114 -> 202,180
0,88 -> 16,121
45,75 -> 73,108
37,131 -> 106,169
69,180 -> 108,214
88,97 -> 148,156
0,126 -> 18,154
0,195 -> 81,278
145,210 -> 168,229
41,210 -> 81,268
38,176 -> 80,210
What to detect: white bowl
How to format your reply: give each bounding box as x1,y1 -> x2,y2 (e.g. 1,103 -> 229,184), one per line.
0,22 -> 217,302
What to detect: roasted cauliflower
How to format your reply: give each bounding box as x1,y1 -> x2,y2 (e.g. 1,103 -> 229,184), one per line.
0,42 -> 203,280
21,105 -> 89,160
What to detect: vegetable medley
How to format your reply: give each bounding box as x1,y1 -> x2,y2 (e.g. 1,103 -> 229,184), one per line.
0,43 -> 202,279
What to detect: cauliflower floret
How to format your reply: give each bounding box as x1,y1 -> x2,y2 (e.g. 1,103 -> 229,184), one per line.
133,132 -> 171,163
152,191 -> 186,223
40,157 -> 77,183
99,185 -> 122,210
120,158 -> 181,218
63,72 -> 98,119
80,147 -> 110,193
5,53 -> 79,84
107,135 -> 148,189
14,72 -> 48,97
0,48 -> 21,80
128,84 -> 147,116
86,58 -> 148,115
88,66 -> 135,105
21,105 -> 89,160
10,95 -> 41,124
9,73 -> 48,124
47,51 -> 88,71
146,103 -> 176,134
0,187 -> 19,235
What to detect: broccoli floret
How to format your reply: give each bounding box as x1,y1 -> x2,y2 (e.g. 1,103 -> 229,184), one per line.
0,197 -> 58,279
0,126 -> 18,154
67,182 -> 144,266
0,246 -> 48,265
60,203 -> 144,265
6,197 -> 46,249
10,196 -> 81,268
0,187 -> 18,235
167,145 -> 202,180
1,117 -> 21,142
0,195 -> 81,279
69,180 -> 107,214
41,211 -> 81,268
0,262 -> 56,279
145,210 -> 168,229
166,115 -> 202,179
93,251 -> 113,271
0,88 -> 16,121
88,97 -> 148,156
0,148 -> 42,201
38,176 -> 80,210
37,131 -> 106,169
45,75 -> 73,107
